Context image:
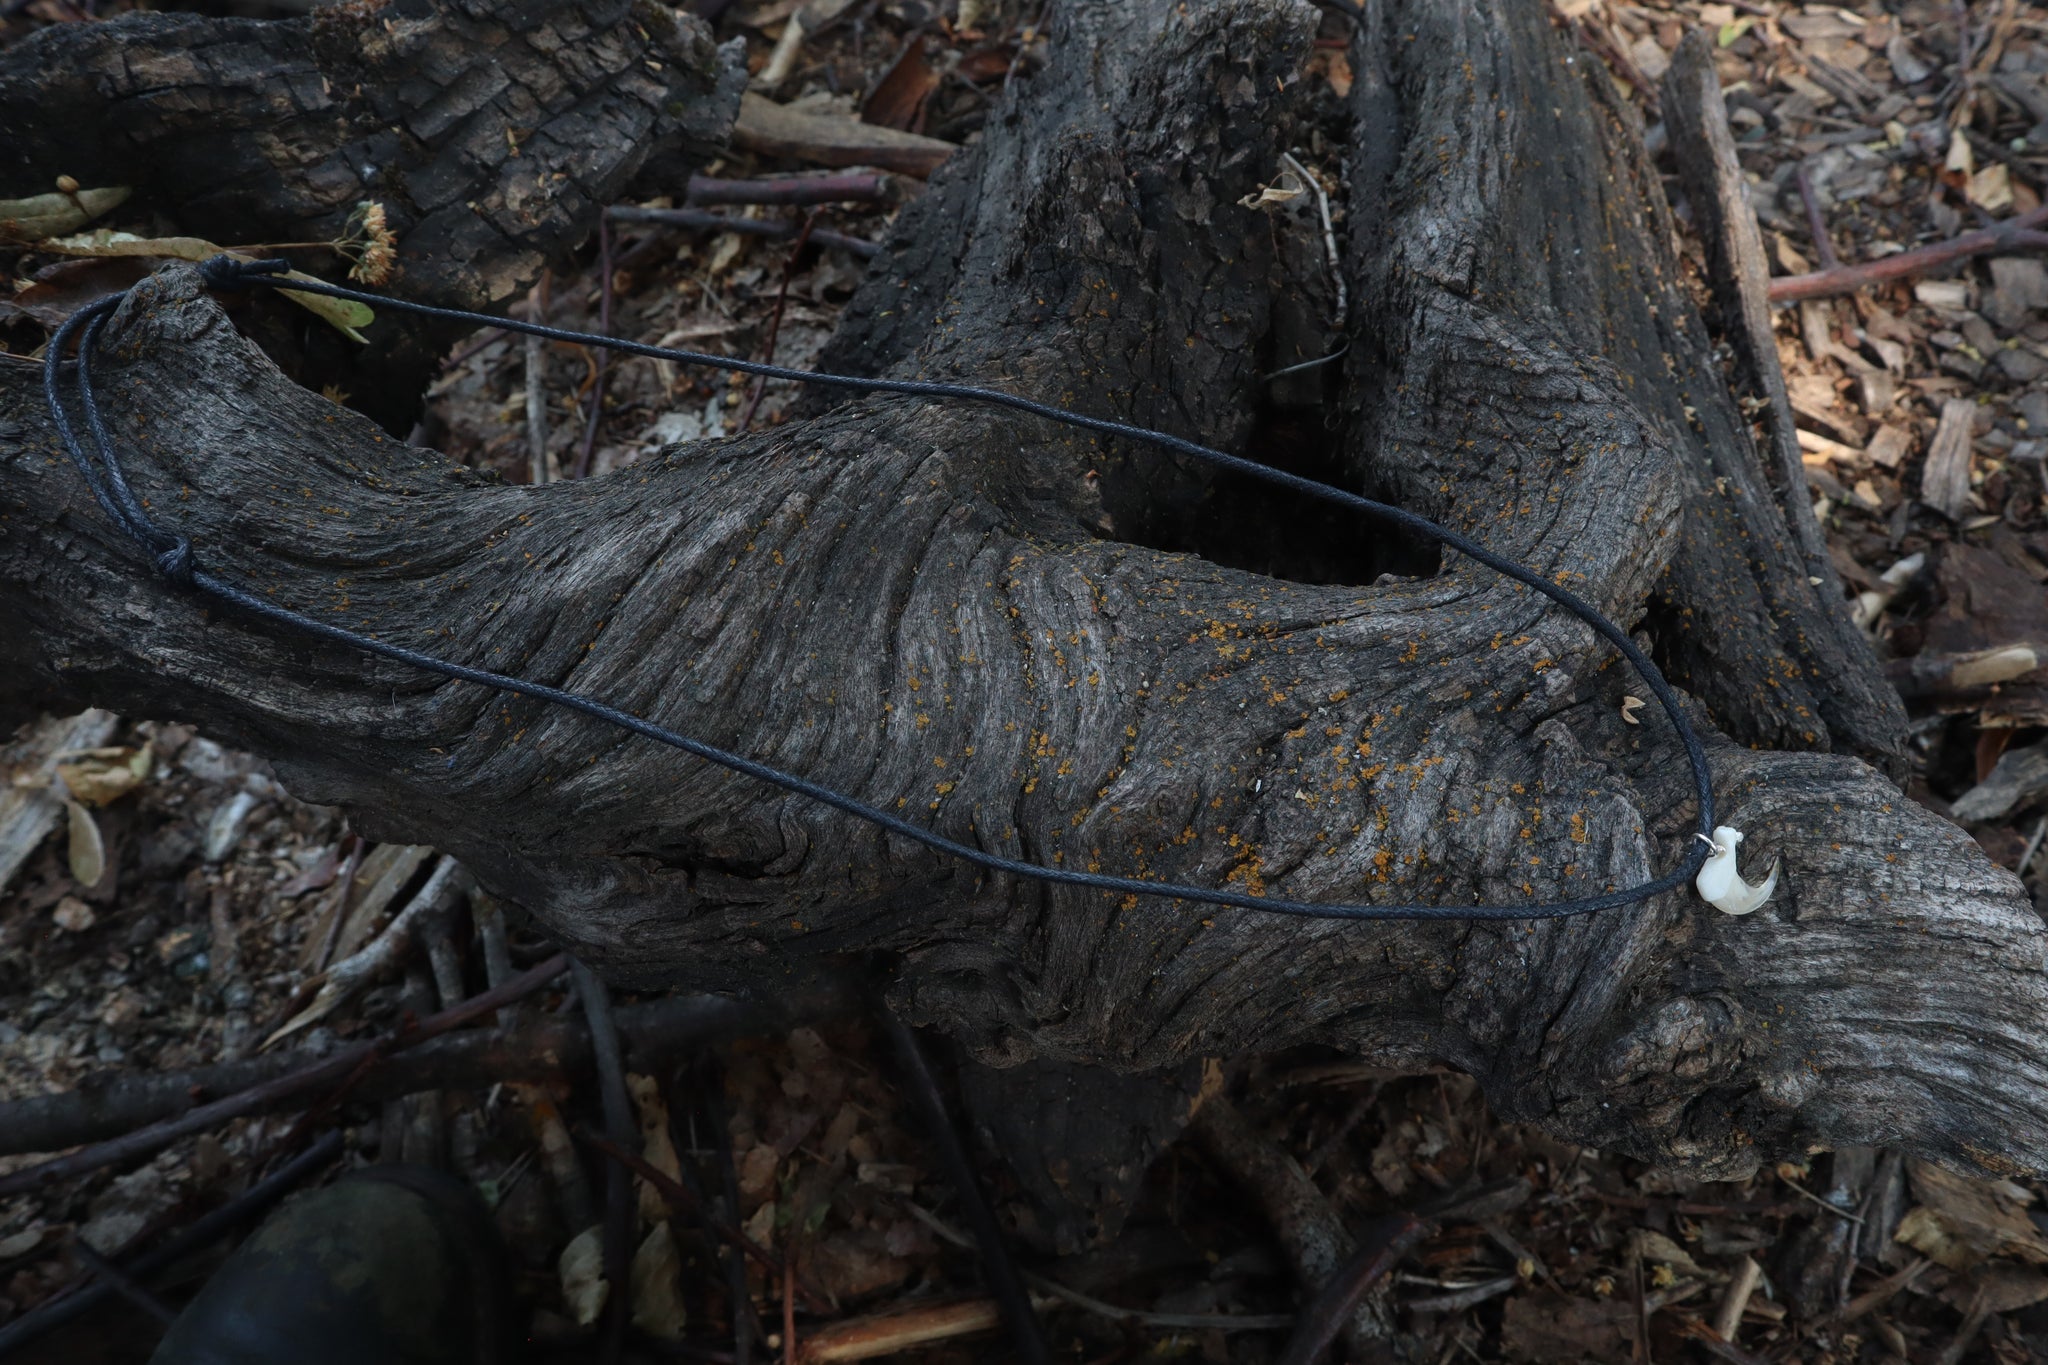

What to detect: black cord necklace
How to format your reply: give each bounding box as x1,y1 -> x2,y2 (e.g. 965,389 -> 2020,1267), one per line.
37,255 -> 1715,922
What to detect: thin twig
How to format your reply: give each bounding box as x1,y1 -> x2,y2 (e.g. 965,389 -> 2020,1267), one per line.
2020,814 -> 2048,879
574,1127 -> 831,1312
1768,202 -> 2048,302
1779,1175 -> 1865,1224
571,957 -> 635,1365
310,833 -> 365,973
782,1250 -> 797,1365
265,854 -> 472,1048
604,205 -> 879,259
684,173 -> 889,207
1027,1272 -> 1297,1332
1822,1257 -> 1929,1329
1794,165 -> 1839,270
702,1063 -> 757,1365
737,210 -> 822,433
1281,151 -> 1346,324
572,212 -> 614,480
878,1006 -> 1051,1365
897,1200 -> 1297,1332
1677,1316 -> 1773,1365
1277,1215 -> 1430,1365
68,1238 -> 177,1325
0,991 -> 764,1158
1633,1244 -> 1652,1365
0,1131 -> 344,1357
525,271 -> 552,485
0,954 -> 567,1198
1713,1255 -> 1763,1343
1401,1275 -> 1519,1315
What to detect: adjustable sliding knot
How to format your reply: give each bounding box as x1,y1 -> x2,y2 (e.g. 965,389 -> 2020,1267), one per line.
152,537 -> 197,591
197,255 -> 290,290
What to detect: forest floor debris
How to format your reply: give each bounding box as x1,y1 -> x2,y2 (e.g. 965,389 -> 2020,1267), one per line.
5,0 -> 2048,1361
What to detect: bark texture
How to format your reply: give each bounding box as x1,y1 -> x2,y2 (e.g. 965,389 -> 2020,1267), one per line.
0,0 -> 743,427
2,0 -> 2043,1182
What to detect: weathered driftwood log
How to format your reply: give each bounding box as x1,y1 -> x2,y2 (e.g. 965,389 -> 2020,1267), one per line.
2,0 -> 2043,1184
0,0 -> 743,427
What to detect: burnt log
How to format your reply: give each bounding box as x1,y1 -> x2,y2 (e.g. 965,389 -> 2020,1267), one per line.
3,0 -> 2044,1184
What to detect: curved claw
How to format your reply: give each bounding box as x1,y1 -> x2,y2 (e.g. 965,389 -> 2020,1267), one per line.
1696,826 -> 1780,916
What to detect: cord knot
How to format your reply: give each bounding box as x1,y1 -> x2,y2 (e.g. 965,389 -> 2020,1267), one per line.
197,256 -> 289,290
154,538 -> 197,591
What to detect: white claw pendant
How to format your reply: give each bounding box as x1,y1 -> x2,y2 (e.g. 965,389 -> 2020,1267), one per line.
1695,826 -> 1780,916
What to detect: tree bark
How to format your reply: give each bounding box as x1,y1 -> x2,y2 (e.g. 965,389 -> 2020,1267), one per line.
0,0 -> 743,429
3,0 -> 2043,1182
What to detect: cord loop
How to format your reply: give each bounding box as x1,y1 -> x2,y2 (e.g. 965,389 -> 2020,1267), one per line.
37,262 -> 1721,923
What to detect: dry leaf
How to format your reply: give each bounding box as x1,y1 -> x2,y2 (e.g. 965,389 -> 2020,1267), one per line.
1238,171 -> 1306,212
628,1073 -> 685,1224
1942,1264 -> 2048,1314
1895,1159 -> 2048,1270
1500,1294 -> 1636,1364
38,230 -> 375,342
65,798 -> 105,886
558,1224 -> 610,1326
55,745 -> 151,807
1308,48 -> 1355,98
1968,163 -> 2014,213
52,895 -> 97,933
863,34 -> 940,133
630,1222 -> 689,1340
0,256 -> 158,328
0,185 -> 130,241
1945,132 -> 1975,179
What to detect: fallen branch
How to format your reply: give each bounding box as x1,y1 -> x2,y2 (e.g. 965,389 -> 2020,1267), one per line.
0,989 -> 833,1158
685,173 -> 891,207
1190,1093 -> 1394,1352
0,955 -> 569,1197
265,853 -> 472,1047
571,956 -> 637,1365
1767,203 -> 2048,303
733,92 -> 957,177
1277,1214 -> 1430,1365
0,1131 -> 345,1357
879,1007 -> 1050,1365
797,1299 -> 1001,1363
606,204 -> 879,258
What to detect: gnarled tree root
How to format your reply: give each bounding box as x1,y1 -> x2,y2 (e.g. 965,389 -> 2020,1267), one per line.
0,0 -> 2040,1182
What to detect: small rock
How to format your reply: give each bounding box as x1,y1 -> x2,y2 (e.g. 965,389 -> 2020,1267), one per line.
202,790 -> 261,862
51,896 -> 97,933
176,737 -> 248,784
2018,390 -> 2048,435
1963,314 -> 2001,356
1996,348 -> 2048,384
1938,351 -> 1986,383
0,1229 -> 44,1260
100,989 -> 146,1028
155,925 -> 205,967
1987,258 -> 2048,331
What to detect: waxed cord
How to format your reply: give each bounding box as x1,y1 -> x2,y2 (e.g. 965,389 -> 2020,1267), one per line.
36,256 -> 1716,922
